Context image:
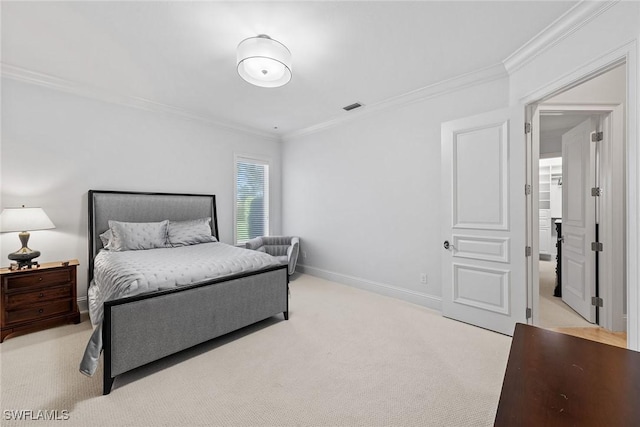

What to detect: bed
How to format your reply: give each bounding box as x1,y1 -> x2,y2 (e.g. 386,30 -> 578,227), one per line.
81,190 -> 289,395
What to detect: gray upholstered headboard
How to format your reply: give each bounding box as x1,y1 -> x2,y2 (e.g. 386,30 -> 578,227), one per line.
88,190 -> 219,281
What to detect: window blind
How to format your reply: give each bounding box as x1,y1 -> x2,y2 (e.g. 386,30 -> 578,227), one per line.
235,158 -> 269,244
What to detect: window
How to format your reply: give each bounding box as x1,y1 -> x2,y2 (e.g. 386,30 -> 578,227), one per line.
234,155 -> 270,245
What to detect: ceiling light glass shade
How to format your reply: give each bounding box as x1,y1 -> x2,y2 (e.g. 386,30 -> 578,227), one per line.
0,207 -> 55,233
237,35 -> 292,88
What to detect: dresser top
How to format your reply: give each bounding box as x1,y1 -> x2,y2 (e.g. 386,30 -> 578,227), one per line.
0,259 -> 79,276
495,323 -> 640,426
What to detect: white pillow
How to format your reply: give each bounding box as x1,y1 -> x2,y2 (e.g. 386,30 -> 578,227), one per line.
108,220 -> 170,251
168,217 -> 217,247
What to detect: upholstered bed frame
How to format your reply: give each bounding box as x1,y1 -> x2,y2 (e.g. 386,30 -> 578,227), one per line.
88,190 -> 289,394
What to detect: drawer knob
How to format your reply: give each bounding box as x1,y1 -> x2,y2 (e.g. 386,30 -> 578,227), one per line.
38,308 -> 44,314
38,277 -> 43,282
39,293 -> 44,298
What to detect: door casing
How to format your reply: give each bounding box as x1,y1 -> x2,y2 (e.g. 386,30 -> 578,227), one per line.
520,39 -> 637,350
528,103 -> 625,332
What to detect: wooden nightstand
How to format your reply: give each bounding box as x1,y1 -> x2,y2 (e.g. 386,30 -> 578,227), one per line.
0,260 -> 81,342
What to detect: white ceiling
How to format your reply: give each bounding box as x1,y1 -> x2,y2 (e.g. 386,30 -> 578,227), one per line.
1,1 -> 579,137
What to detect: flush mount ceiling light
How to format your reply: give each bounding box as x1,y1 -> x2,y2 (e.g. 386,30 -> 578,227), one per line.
237,34 -> 292,88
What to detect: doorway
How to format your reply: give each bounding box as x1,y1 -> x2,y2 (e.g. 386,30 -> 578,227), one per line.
529,65 -> 627,338
537,114 -> 605,330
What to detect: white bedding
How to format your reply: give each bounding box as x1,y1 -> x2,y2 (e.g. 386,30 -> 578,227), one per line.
80,242 -> 280,376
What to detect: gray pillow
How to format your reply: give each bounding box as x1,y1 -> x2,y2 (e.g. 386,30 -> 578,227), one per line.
108,220 -> 170,251
99,229 -> 113,250
168,217 -> 217,247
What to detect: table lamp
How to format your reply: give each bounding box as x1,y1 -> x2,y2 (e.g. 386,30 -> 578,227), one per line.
0,206 -> 56,268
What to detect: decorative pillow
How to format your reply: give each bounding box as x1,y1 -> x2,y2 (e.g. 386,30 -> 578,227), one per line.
168,217 -> 217,247
108,220 -> 170,251
99,229 -> 112,250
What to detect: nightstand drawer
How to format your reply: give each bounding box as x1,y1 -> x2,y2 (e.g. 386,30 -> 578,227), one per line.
6,285 -> 72,309
5,300 -> 73,325
4,270 -> 72,291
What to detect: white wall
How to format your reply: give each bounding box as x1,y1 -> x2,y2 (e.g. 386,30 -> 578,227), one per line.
548,63 -> 626,105
282,77 -> 508,309
540,64 -> 627,155
509,1 -> 640,348
0,78 -> 282,305
540,134 -> 562,156
281,1 -> 640,346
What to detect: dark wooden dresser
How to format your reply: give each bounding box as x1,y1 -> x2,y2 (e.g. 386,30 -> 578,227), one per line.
495,323 -> 640,426
1,260 -> 81,342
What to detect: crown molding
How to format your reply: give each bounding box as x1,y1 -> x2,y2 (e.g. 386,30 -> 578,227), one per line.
1,63 -> 280,142
503,0 -> 620,74
282,63 -> 508,141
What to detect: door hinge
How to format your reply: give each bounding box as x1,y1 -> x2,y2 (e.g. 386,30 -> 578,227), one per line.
526,307 -> 532,319
591,131 -> 603,142
525,122 -> 532,134
591,242 -> 604,252
525,246 -> 532,257
591,296 -> 604,307
591,187 -> 602,197
525,184 -> 531,195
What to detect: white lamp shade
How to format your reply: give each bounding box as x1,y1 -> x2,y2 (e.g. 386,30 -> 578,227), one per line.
0,207 -> 56,233
237,35 -> 292,88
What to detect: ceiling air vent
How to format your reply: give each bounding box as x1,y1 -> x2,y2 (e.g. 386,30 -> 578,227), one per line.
343,102 -> 363,112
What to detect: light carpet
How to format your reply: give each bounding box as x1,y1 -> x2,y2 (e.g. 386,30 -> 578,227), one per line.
537,260 -> 595,329
1,274 -> 511,427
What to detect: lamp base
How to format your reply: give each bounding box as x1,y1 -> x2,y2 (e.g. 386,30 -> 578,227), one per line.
8,250 -> 41,269
8,231 -> 41,269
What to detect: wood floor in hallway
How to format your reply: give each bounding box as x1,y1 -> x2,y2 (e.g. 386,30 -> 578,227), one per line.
547,326 -> 627,348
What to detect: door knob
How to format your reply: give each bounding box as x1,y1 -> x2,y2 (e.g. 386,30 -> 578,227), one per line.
444,240 -> 450,250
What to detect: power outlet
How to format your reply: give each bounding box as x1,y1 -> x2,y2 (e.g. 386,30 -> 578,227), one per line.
420,273 -> 428,284
302,251 -> 307,259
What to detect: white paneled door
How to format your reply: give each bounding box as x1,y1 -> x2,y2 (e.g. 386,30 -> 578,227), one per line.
561,118 -> 596,323
441,107 -> 527,336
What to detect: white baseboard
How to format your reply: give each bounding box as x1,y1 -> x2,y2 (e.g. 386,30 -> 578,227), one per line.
297,264 -> 442,312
